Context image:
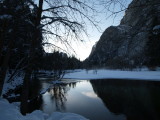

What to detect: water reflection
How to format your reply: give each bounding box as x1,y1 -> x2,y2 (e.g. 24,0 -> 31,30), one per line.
81,91 -> 97,98
41,82 -> 78,113
41,80 -> 126,120
30,78 -> 160,120
90,79 -> 160,120
48,85 -> 68,111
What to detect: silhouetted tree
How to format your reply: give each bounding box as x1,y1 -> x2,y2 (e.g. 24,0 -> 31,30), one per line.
0,0 -> 35,96
20,0 -> 97,114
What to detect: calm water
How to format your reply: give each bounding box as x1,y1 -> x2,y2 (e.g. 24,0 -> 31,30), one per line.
30,79 -> 160,120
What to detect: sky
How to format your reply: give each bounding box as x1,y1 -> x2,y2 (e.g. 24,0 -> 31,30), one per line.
44,0 -> 132,61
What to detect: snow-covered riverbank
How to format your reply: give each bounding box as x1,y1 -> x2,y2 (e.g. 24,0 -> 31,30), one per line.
64,69 -> 160,81
1,68 -> 160,120
4,69 -> 160,96
0,98 -> 88,120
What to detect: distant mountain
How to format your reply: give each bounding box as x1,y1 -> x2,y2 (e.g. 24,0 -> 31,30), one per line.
85,0 -> 160,69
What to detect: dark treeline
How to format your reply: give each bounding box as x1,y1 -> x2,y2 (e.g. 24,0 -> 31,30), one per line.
40,52 -> 82,71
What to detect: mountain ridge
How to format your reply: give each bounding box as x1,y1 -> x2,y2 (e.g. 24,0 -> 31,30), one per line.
85,0 -> 160,69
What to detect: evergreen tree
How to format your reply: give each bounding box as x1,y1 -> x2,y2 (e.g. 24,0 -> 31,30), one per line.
0,0 -> 36,96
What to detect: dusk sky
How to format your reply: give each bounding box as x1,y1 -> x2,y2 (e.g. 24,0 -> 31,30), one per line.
44,0 -> 132,61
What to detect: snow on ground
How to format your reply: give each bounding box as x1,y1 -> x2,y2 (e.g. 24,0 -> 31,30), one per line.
0,98 -> 89,120
63,69 -> 160,81
2,73 -> 23,96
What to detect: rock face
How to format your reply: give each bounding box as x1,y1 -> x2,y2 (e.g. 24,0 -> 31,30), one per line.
86,0 -> 160,69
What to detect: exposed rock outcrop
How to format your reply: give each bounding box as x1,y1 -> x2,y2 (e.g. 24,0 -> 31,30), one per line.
86,0 -> 160,69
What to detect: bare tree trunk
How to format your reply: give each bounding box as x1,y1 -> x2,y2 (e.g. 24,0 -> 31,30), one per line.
0,22 -> 7,64
20,62 -> 32,115
0,36 -> 4,65
20,0 -> 43,115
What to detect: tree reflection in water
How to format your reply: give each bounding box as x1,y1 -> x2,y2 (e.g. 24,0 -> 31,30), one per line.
90,79 -> 160,120
48,82 -> 77,111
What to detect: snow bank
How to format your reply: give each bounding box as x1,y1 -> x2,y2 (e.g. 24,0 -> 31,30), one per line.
25,110 -> 47,120
0,98 -> 88,120
48,112 -> 88,120
2,74 -> 23,95
0,98 -> 23,120
63,69 -> 160,81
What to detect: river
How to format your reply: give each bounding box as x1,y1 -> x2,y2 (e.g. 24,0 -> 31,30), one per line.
28,78 -> 160,120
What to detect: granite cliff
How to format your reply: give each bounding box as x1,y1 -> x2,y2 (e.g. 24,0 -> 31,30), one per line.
86,0 -> 160,69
